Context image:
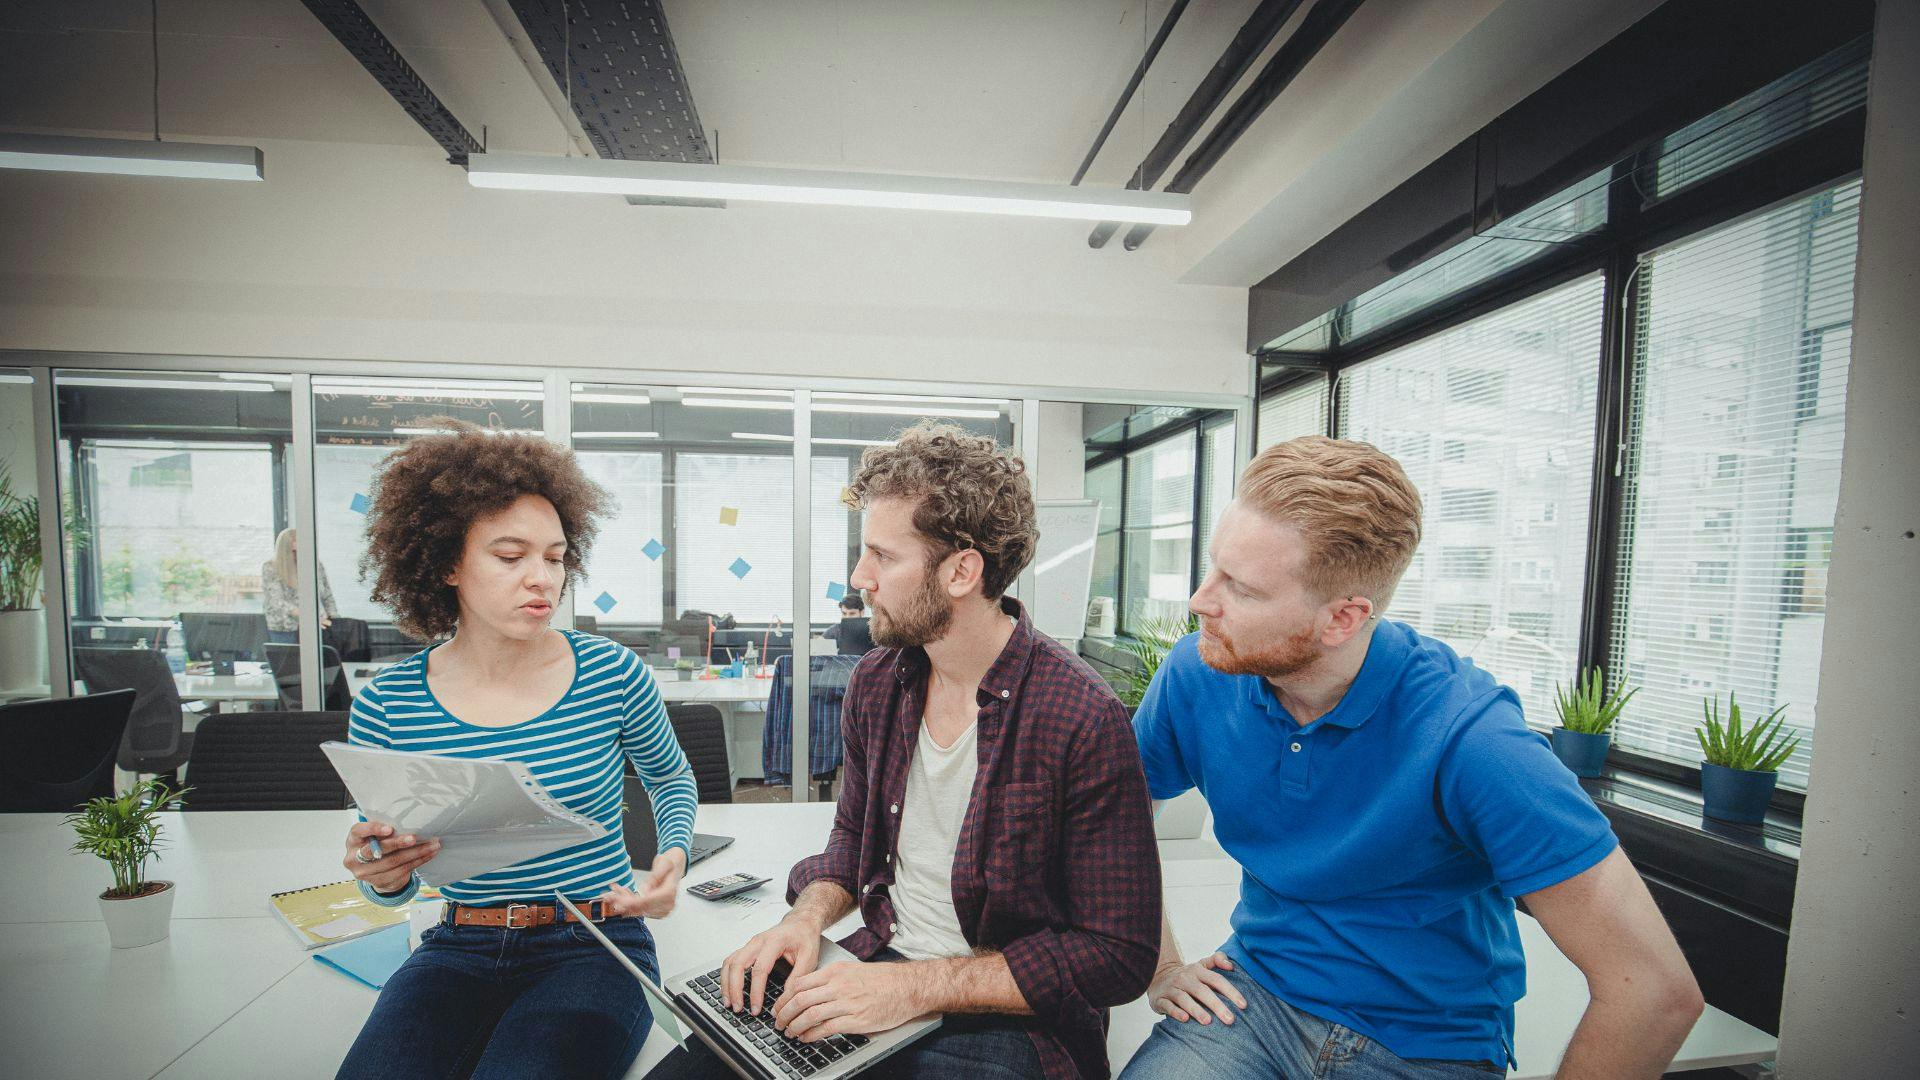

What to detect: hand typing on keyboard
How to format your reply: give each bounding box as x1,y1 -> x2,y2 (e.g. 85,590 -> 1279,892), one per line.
772,958 -> 928,1044
689,965 -> 873,1077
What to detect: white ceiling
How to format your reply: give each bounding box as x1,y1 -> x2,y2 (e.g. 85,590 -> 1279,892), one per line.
0,0 -> 1266,185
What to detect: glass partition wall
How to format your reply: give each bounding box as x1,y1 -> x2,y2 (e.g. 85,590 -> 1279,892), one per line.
0,368 -> 48,701
12,361 -> 1244,805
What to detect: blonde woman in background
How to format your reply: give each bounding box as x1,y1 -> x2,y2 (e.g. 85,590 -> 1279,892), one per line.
263,527 -> 337,643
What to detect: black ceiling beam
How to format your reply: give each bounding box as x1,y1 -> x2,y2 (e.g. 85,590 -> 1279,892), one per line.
299,0 -> 483,165
1070,0 -> 1191,187
1120,0 -> 1366,251
1087,0 -> 1305,249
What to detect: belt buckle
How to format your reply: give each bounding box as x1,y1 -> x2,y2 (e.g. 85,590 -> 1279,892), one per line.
504,902 -> 536,929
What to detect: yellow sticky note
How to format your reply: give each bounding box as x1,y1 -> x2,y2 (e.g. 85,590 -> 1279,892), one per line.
719,506 -> 739,526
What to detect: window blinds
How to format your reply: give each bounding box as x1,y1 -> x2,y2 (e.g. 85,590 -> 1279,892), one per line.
1610,179 -> 1861,791
1337,273 -> 1606,726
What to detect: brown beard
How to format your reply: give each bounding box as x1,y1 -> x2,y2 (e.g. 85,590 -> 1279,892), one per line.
1197,619 -> 1322,678
867,564 -> 953,648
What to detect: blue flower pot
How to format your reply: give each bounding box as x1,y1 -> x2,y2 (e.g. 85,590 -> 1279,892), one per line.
1550,729 -> 1611,777
1700,761 -> 1777,825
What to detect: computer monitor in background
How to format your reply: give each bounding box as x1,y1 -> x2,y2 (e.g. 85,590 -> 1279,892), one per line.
179,612 -> 269,666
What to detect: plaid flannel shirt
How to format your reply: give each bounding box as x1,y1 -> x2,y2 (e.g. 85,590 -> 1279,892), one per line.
787,598 -> 1161,1079
761,652 -> 861,782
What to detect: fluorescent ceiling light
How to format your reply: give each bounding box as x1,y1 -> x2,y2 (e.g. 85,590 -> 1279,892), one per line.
0,133 -> 264,181
571,392 -> 653,405
730,432 -> 897,448
60,376 -> 275,393
390,425 -> 540,436
574,431 -> 660,439
318,382 -> 543,400
689,397 -> 999,419
0,373 -> 33,385
816,392 -> 1007,406
683,397 -> 794,411
676,387 -> 790,397
468,154 -> 1191,226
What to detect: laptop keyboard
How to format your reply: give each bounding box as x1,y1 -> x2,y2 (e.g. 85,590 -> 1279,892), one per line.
689,966 -> 873,1078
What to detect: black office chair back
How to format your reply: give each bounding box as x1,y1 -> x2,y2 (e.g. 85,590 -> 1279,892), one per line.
263,642 -> 352,711
666,703 -> 731,803
183,711 -> 350,810
323,617 -> 372,663
72,647 -> 191,774
0,689 -> 136,812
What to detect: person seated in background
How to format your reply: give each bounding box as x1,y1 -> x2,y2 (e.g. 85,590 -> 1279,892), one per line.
665,421 -> 1162,1080
823,593 -> 876,655
1120,436 -> 1703,1080
262,527 -> 337,643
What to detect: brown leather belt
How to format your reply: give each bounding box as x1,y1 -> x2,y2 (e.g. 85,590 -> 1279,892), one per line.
446,899 -> 619,929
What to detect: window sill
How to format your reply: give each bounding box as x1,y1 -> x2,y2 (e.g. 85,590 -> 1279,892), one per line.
1581,766 -> 1799,927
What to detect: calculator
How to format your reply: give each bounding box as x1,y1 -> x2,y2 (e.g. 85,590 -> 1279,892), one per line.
688,872 -> 770,900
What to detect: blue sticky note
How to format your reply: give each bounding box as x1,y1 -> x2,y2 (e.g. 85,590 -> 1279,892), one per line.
593,591 -> 617,614
312,925 -> 408,990
349,493 -> 371,514
642,538 -> 665,561
729,558 -> 752,580
825,582 -> 847,602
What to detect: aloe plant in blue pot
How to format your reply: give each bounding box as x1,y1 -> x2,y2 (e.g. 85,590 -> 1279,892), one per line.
1549,667 -> 1635,778
1695,693 -> 1799,825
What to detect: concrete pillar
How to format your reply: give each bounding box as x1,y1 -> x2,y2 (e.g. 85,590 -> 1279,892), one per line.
1776,2 -> 1920,1073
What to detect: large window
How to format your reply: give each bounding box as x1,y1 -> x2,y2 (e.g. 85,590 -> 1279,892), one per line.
1121,430 -> 1197,631
1257,376 -> 1329,450
1337,274 -> 1605,724
1609,179 -> 1860,791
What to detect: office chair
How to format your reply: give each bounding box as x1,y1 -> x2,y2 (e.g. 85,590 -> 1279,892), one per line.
71,647 -> 194,780
263,642 -> 353,712
182,711 -> 350,810
0,689 -> 136,812
666,704 -> 733,803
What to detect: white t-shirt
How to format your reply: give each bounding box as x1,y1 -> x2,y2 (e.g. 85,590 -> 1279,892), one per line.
886,719 -> 980,961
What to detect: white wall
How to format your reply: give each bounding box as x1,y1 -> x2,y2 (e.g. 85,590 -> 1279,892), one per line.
1777,2 -> 1920,1073
0,136 -> 1248,398
1037,401 -> 1086,502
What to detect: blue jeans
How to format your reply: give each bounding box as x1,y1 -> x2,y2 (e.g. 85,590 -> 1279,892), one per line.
1119,961 -> 1504,1079
647,949 -> 1042,1080
336,915 -> 660,1080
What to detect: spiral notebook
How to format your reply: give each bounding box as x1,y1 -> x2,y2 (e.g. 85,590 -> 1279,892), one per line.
268,880 -> 412,951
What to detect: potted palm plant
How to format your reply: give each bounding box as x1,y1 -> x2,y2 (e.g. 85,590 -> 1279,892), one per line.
1118,614 -> 1199,712
0,458 -> 47,691
1549,667 -> 1636,778
65,779 -> 192,948
1695,693 -> 1798,825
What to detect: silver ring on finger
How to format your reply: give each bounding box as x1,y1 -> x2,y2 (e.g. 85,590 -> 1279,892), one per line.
354,844 -> 375,864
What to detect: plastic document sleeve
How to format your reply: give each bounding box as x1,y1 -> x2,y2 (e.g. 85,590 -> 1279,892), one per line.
320,742 -> 608,888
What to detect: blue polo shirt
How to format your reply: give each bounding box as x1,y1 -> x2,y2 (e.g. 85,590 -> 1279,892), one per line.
1133,621 -> 1616,1066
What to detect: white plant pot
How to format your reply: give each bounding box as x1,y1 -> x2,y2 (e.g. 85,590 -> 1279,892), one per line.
0,607 -> 46,690
98,881 -> 176,949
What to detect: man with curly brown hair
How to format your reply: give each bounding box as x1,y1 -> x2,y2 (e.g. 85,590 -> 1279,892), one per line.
685,421 -> 1161,1080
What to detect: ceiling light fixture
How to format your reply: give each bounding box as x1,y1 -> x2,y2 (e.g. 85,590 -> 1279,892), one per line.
573,431 -> 660,439
689,397 -> 1000,419
572,392 -> 654,405
730,432 -> 898,448
60,376 -> 275,393
467,155 -> 1191,225
0,5 -> 262,182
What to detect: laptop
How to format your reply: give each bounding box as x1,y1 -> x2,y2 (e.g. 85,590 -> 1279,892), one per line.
623,774 -> 736,868
558,894 -> 940,1078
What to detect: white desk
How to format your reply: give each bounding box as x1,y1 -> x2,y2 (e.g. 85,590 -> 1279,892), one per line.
0,807 -> 1777,1080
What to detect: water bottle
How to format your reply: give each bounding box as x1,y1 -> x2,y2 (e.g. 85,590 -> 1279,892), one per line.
164,619 -> 187,674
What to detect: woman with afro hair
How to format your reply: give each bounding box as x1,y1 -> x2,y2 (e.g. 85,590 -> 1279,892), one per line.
333,421 -> 699,1080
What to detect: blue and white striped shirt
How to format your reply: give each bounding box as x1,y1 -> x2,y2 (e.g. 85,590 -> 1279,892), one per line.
348,630 -> 698,907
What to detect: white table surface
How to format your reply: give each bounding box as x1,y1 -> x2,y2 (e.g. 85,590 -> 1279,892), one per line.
0,806 -> 1776,1080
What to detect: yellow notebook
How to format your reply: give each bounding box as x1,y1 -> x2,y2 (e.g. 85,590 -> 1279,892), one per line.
267,880 -> 439,951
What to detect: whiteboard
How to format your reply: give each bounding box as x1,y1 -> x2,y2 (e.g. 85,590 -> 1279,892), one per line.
1032,500 -> 1101,644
